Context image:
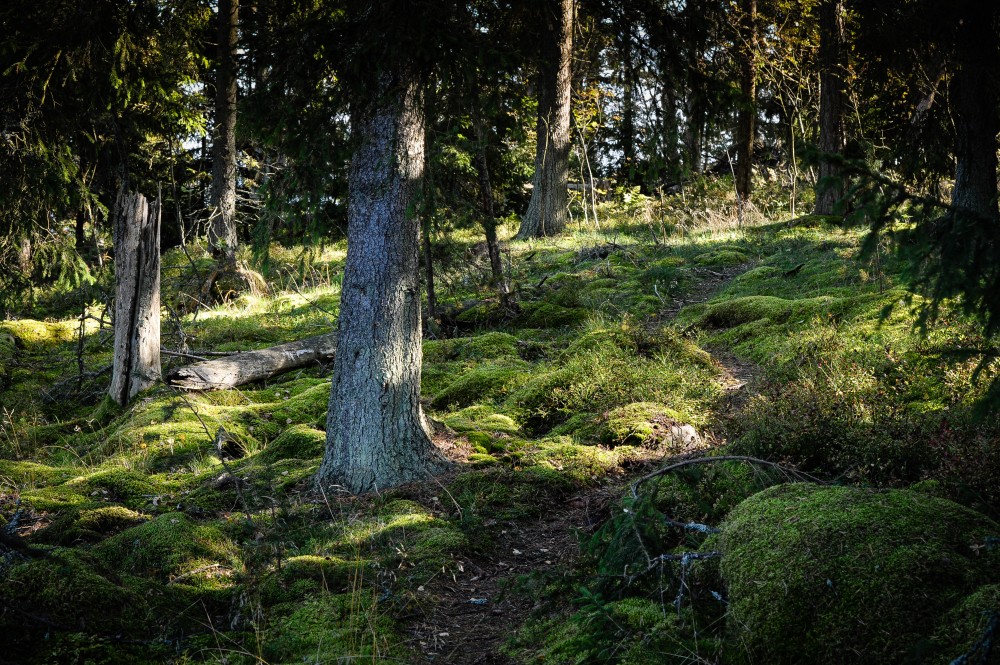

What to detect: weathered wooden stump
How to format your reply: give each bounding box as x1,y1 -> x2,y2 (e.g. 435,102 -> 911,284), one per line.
109,190 -> 161,405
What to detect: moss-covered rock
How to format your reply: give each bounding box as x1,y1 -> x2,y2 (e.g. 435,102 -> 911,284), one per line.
441,405 -> 521,435
693,249 -> 749,266
36,505 -> 148,545
431,360 -> 529,409
259,424 -> 326,463
719,483 -> 1000,664
514,301 -> 589,329
95,512 -> 238,585
0,319 -> 77,346
597,402 -> 694,447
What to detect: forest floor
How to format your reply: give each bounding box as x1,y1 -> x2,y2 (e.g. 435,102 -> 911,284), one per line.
1,184 -> 998,664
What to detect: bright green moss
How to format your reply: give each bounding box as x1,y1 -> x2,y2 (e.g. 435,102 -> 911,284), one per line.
37,505 -> 148,545
259,424 -> 326,463
515,301 -> 589,329
719,483 -> 1000,664
431,360 -> 529,409
441,405 -> 521,435
693,249 -> 749,266
0,319 -> 77,346
599,402 -> 684,446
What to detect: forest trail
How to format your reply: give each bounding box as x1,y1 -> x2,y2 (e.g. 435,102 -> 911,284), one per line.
406,260 -> 759,663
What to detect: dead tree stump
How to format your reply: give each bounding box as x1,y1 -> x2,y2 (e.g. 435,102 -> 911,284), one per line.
109,191 -> 162,405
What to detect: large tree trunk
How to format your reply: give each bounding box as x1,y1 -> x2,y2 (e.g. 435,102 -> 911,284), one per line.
814,0 -> 847,216
110,191 -> 161,406
951,5 -> 1000,221
734,0 -> 757,205
166,332 -> 337,390
516,0 -> 573,239
209,0 -> 239,264
317,71 -> 446,495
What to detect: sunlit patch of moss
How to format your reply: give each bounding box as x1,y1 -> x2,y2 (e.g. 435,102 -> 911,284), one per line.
0,319 -> 77,346
0,459 -> 75,486
278,554 -> 368,591
259,424 -> 325,463
515,301 -> 589,329
263,593 -> 405,664
431,360 -> 530,410
694,249 -> 749,265
597,402 -> 684,446
440,405 -> 521,435
719,483 -> 1000,664
21,484 -> 90,512
424,331 -> 521,362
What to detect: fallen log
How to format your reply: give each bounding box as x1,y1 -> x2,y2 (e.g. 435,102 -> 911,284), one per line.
165,332 -> 337,390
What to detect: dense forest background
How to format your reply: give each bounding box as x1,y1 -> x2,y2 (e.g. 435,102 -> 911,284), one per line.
1,0 -> 999,663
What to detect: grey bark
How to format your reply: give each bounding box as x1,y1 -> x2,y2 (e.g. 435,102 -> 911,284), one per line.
110,191 -> 161,406
209,0 -> 239,263
317,72 -> 447,495
166,333 -> 336,390
814,0 -> 847,216
516,0 -> 574,239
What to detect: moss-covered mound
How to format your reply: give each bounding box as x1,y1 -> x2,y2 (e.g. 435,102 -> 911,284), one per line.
719,483 -> 1000,664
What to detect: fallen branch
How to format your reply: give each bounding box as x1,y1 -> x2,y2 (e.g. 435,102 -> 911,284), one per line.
165,332 -> 337,390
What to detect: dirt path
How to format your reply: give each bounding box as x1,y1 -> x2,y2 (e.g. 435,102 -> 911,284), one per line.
403,260 -> 760,663
404,483 -> 622,664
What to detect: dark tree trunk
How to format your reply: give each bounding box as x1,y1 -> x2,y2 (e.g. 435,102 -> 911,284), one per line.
815,0 -> 847,216
517,0 -> 573,239
734,0 -> 757,204
210,0 -> 239,264
951,6 -> 1000,220
110,191 -> 161,406
474,142 -> 511,308
619,18 -> 637,185
317,71 -> 446,494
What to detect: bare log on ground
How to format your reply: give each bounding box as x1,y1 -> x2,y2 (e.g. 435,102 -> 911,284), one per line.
165,332 -> 337,390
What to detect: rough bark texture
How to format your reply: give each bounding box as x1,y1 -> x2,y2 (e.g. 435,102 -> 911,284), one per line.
516,0 -> 573,239
734,0 -> 757,204
951,7 -> 1000,221
317,72 -> 446,494
166,333 -> 337,390
110,191 -> 161,406
209,0 -> 239,263
815,0 -> 847,216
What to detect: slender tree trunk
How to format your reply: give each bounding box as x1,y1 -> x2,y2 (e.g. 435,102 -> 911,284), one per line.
210,0 -> 239,264
619,17 -> 637,185
734,0 -> 757,204
516,0 -> 573,239
815,0 -> 846,216
951,6 -> 1000,221
317,71 -> 447,494
110,191 -> 161,406
474,141 -> 511,308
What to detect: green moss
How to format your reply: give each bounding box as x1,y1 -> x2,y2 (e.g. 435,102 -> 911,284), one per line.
95,512 -> 238,585
37,505 -> 148,545
259,424 -> 326,463
279,554 -> 367,590
79,468 -> 157,509
441,405 -> 521,435
933,584 -> 1000,663
264,593 -> 404,663
514,301 -> 589,329
0,319 -> 77,346
456,301 -> 503,325
0,459 -> 74,486
431,360 -> 529,409
0,551 -> 148,643
693,249 -> 749,265
719,483 -> 1000,664
599,402 -> 684,446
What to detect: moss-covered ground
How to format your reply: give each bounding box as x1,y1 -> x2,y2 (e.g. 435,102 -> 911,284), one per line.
2,178 -> 999,663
